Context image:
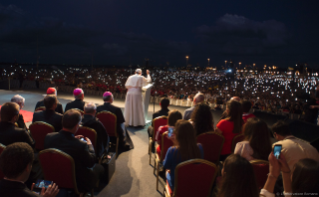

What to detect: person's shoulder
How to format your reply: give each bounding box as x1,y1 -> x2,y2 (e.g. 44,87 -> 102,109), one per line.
236,141 -> 249,147
217,119 -> 228,124
35,100 -> 43,106
168,146 -> 177,152
184,107 -> 194,113
159,125 -> 169,131
110,104 -> 120,110
54,111 -> 63,117
34,110 -> 44,115
46,131 -> 59,138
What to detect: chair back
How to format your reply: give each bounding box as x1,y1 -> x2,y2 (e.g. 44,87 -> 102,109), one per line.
0,143 -> 5,179
35,106 -> 46,112
29,121 -> 55,151
70,108 -> 84,116
196,132 -> 225,164
173,159 -> 218,197
160,131 -> 174,161
153,116 -> 168,140
250,160 -> 269,190
39,148 -> 79,194
76,126 -> 97,150
231,133 -> 245,152
96,111 -> 117,137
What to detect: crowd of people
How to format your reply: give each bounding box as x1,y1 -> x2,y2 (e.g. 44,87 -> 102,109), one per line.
0,87 -> 133,196
1,65 -> 319,196
150,93 -> 319,196
2,65 -> 319,124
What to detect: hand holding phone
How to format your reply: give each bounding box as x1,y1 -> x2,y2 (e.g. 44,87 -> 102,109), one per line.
168,127 -> 174,138
84,137 -> 92,146
32,180 -> 54,195
273,145 -> 282,159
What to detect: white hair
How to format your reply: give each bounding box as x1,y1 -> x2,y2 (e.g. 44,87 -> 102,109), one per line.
194,92 -> 205,104
135,68 -> 142,74
11,94 -> 25,105
84,102 -> 96,113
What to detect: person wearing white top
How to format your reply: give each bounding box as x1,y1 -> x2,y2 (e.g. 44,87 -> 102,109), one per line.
260,152 -> 319,197
124,69 -> 151,127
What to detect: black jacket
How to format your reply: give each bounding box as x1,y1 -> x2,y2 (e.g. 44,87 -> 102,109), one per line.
65,99 -> 85,112
97,102 -> 125,135
152,108 -> 169,120
0,179 -> 39,197
96,102 -> 134,149
44,131 -> 96,191
16,113 -> 27,130
0,121 -> 34,147
81,114 -> 109,157
35,100 -> 64,114
32,110 -> 63,132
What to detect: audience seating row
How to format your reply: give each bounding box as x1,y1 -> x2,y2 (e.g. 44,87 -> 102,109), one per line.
29,110 -> 118,157
149,115 -> 270,196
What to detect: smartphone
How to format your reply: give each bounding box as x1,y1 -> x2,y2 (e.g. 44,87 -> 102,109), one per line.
273,145 -> 282,159
168,127 -> 174,137
33,179 -> 53,194
80,138 -> 87,142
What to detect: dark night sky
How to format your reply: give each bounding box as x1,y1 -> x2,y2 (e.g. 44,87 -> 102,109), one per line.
0,0 -> 318,68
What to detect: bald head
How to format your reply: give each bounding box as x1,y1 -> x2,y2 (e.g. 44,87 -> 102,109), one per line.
194,92 -> 205,105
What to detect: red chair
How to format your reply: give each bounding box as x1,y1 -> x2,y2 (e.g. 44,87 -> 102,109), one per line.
164,159 -> 218,197
149,116 -> 168,164
76,126 -> 97,151
35,106 -> 46,112
0,143 -> 5,179
250,160 -> 269,190
155,131 -> 174,190
196,132 -> 225,164
231,133 -> 245,153
39,148 -> 92,196
29,121 -> 55,151
96,111 -> 118,157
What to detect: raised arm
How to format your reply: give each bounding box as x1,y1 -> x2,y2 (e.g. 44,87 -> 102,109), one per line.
144,70 -> 151,83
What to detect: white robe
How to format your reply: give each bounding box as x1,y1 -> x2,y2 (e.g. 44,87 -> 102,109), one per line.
124,74 -> 151,126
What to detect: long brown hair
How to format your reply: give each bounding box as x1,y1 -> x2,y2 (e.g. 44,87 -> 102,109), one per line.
243,118 -> 272,160
168,110 -> 182,126
218,154 -> 259,197
190,103 -> 214,135
174,120 -> 201,161
292,159 -> 319,196
226,100 -> 243,134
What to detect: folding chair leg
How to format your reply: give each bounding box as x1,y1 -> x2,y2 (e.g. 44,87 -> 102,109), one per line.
149,140 -> 152,165
153,157 -> 156,174
116,137 -> 119,158
149,153 -> 152,165
156,159 -> 159,191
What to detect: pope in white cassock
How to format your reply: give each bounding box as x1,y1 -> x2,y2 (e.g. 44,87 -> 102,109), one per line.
124,69 -> 151,127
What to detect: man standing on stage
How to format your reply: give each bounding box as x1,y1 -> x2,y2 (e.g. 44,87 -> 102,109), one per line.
124,69 -> 151,127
